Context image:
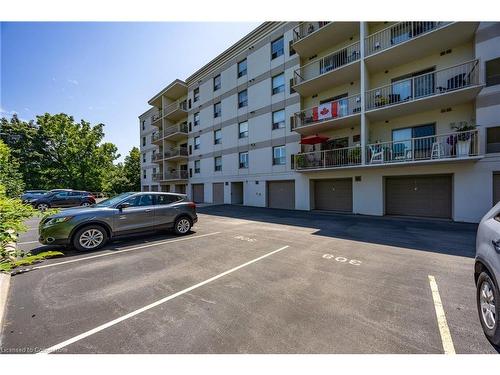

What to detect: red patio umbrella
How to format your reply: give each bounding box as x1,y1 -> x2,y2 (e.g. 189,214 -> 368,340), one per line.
300,134 -> 330,145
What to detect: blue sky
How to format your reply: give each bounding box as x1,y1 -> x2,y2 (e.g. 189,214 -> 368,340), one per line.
0,22 -> 260,161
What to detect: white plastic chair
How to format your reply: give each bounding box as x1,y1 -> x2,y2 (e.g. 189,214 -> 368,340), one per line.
369,144 -> 384,163
431,142 -> 444,159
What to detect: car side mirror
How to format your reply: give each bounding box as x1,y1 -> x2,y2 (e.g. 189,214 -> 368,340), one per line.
117,202 -> 131,211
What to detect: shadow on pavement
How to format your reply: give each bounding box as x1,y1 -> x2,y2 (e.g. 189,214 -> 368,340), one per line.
197,205 -> 478,258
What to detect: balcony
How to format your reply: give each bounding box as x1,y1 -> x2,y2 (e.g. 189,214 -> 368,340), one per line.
164,146 -> 188,161
164,122 -> 188,141
153,152 -> 164,162
152,173 -> 163,182
364,22 -> 479,71
294,130 -> 481,171
295,145 -> 362,171
163,100 -> 188,122
152,131 -> 163,144
163,170 -> 188,181
293,41 -> 360,96
292,22 -> 359,58
365,60 -> 482,121
293,94 -> 361,135
151,110 -> 162,124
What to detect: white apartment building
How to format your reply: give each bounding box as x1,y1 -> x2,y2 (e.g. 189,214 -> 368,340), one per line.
140,22 -> 500,223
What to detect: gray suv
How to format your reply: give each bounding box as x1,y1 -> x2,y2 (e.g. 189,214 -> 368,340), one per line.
39,192 -> 197,251
475,202 -> 500,346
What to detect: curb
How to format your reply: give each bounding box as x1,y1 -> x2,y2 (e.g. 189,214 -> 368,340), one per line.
0,272 -> 11,345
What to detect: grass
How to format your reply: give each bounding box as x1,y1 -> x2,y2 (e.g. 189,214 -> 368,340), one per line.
0,250 -> 64,272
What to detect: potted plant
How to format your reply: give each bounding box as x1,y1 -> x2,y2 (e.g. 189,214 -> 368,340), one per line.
348,146 -> 361,164
295,154 -> 306,169
452,122 -> 476,157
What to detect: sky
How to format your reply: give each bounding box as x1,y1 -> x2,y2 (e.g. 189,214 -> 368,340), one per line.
0,22 -> 260,161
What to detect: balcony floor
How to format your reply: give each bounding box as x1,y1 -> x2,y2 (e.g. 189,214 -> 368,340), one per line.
164,108 -> 187,122
365,22 -> 479,73
294,60 -> 360,97
294,113 -> 361,136
365,84 -> 483,122
293,22 -> 359,58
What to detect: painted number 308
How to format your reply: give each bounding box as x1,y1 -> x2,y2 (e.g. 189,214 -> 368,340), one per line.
322,253 -> 362,266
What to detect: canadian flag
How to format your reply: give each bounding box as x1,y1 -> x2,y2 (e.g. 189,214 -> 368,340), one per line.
312,101 -> 338,121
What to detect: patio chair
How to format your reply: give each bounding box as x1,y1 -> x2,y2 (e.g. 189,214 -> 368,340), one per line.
369,144 -> 385,164
431,142 -> 445,159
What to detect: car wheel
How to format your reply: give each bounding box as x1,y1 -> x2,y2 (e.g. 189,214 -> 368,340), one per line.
36,203 -> 50,211
80,201 -> 91,207
73,225 -> 108,252
477,271 -> 500,346
174,216 -> 192,235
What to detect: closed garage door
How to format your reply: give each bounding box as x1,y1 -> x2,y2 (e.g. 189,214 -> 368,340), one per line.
385,175 -> 452,219
192,184 -> 204,203
212,183 -> 224,204
314,178 -> 352,212
267,180 -> 295,210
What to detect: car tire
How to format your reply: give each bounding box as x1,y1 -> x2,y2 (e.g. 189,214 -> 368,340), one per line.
80,201 -> 92,207
72,225 -> 108,252
477,271 -> 500,346
36,203 -> 50,211
173,216 -> 192,235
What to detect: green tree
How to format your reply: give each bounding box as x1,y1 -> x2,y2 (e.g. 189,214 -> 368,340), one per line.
0,140 -> 24,197
123,147 -> 141,191
36,113 -> 119,191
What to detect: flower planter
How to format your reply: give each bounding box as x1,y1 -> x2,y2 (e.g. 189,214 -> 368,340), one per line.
457,139 -> 471,157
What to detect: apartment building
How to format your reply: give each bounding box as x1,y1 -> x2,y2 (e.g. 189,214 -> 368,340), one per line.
139,107 -> 161,192
140,21 -> 500,223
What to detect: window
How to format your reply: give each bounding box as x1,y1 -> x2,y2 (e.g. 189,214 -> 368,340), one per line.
193,87 -> 200,102
213,74 -> 221,91
156,194 -> 181,205
239,121 -> 248,138
238,90 -> 248,108
142,153 -> 146,163
272,73 -> 285,95
486,58 -> 500,87
142,137 -> 146,147
353,134 -> 361,144
214,129 -> 222,144
194,160 -> 200,174
214,156 -> 222,171
142,120 -> 145,131
194,112 -> 200,126
123,194 -> 154,207
391,123 -> 435,157
239,152 -> 248,169
238,59 -> 247,78
272,109 -> 285,129
273,145 -> 286,165
151,150 -> 156,162
214,102 -> 221,118
289,78 -> 296,94
487,126 -> 500,153
143,169 -> 146,179
271,36 -> 284,59
288,40 -> 296,56
194,136 -> 200,150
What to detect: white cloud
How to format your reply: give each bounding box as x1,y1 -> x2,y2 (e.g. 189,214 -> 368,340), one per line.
67,79 -> 79,85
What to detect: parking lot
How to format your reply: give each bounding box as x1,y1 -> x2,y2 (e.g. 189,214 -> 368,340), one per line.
0,205 -> 498,353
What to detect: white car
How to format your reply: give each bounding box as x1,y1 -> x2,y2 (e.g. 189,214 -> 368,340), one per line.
475,203 -> 500,346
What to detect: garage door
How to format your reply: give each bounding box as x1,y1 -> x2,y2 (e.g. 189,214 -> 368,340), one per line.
192,184 -> 204,203
212,183 -> 224,204
267,180 -> 295,210
493,173 -> 500,205
314,178 -> 352,212
385,175 -> 452,219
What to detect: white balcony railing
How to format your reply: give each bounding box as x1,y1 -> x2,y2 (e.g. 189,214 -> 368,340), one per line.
152,173 -> 163,181
151,110 -> 162,123
164,122 -> 188,137
152,131 -> 162,142
164,146 -> 188,159
293,94 -> 361,130
365,22 -> 451,56
294,41 -> 361,85
294,145 -> 362,170
366,130 -> 479,165
294,130 -> 480,171
365,60 -> 480,111
163,100 -> 188,116
164,170 -> 188,180
292,22 -> 331,43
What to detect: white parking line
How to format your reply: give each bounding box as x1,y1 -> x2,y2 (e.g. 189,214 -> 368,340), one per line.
428,275 -> 455,354
31,232 -> 221,270
38,244 -> 290,354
